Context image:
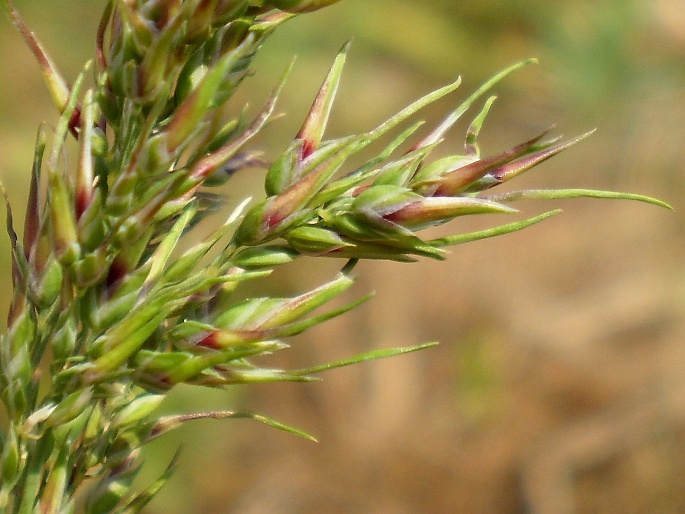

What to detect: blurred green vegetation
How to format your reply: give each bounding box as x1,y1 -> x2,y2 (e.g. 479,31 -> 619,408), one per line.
1,1 -> 684,512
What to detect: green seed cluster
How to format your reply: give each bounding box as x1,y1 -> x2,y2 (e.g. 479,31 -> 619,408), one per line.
0,1 -> 669,512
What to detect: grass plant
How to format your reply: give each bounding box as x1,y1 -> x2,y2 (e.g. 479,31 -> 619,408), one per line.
0,1 -> 670,512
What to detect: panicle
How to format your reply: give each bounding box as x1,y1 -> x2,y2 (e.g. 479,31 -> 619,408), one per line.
0,2 -> 670,512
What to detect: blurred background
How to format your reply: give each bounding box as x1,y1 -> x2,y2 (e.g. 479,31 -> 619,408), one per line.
1,0 -> 685,512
